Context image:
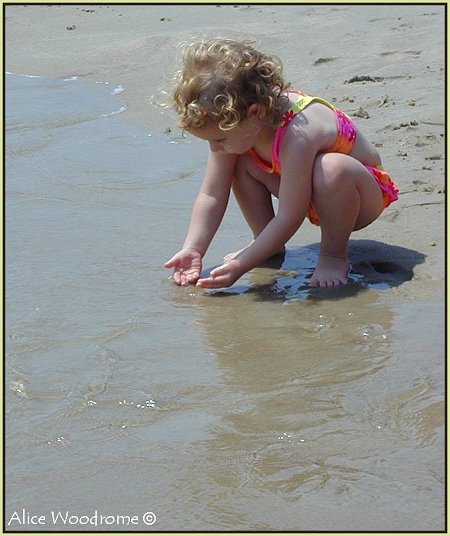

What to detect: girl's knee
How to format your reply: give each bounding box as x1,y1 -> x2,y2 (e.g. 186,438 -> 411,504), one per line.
233,153 -> 254,186
312,154 -> 384,225
312,153 -> 351,195
234,152 -> 249,172
233,153 -> 280,196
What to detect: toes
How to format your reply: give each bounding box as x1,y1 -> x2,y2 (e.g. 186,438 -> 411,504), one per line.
309,276 -> 348,287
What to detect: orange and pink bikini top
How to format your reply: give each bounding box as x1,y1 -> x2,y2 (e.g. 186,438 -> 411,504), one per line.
248,90 -> 357,175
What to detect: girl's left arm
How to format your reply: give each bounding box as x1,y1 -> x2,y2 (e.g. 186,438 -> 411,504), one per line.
196,135 -> 318,288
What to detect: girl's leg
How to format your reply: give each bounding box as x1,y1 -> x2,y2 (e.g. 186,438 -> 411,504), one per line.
225,153 -> 282,261
232,153 -> 280,236
310,153 -> 384,287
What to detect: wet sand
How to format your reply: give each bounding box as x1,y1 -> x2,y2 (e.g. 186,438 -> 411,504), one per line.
5,4 -> 445,531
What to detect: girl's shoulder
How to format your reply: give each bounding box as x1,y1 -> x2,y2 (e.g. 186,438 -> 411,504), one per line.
277,93 -> 338,156
281,90 -> 337,123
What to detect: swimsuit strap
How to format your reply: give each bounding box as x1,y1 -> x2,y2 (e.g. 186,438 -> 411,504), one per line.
290,94 -> 326,116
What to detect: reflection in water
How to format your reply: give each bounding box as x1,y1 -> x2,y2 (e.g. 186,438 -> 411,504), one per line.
166,242 -> 443,530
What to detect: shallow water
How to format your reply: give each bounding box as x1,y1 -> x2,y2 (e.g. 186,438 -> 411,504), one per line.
5,73 -> 445,531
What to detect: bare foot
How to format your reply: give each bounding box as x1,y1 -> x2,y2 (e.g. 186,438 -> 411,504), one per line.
309,254 -> 350,287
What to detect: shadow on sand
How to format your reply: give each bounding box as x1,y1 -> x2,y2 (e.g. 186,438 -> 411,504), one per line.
202,239 -> 426,302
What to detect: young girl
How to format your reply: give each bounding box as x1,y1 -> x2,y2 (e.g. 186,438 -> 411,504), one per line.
164,38 -> 399,288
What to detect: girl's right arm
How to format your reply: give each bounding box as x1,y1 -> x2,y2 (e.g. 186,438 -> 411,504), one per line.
164,151 -> 236,285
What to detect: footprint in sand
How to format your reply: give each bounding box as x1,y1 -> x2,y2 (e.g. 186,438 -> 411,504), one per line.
313,57 -> 339,66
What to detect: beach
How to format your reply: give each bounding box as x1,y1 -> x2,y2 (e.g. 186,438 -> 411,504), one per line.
6,3 -> 445,291
5,4 -> 445,531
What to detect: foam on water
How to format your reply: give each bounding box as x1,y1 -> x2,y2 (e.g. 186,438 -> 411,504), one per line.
5,72 -> 128,128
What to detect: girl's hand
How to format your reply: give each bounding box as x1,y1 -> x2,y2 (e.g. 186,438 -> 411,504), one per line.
164,248 -> 203,286
196,259 -> 242,289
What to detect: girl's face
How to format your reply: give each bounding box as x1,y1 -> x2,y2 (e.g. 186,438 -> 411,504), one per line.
189,117 -> 262,155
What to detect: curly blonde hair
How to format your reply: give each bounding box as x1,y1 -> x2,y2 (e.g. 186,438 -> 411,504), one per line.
172,38 -> 290,131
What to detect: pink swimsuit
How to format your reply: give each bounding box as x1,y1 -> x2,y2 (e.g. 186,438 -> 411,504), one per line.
248,91 -> 399,225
